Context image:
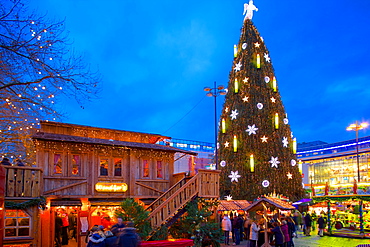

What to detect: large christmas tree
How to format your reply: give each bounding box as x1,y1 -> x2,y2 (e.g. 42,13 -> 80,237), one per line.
218,4 -> 305,201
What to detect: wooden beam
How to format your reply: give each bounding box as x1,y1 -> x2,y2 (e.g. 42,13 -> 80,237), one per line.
135,182 -> 164,195
43,180 -> 87,194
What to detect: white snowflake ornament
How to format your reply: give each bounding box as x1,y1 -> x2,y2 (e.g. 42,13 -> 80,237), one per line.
282,137 -> 288,147
246,124 -> 258,135
269,156 -> 280,168
229,171 -> 241,182
234,62 -> 242,72
230,109 -> 239,120
264,53 -> 271,63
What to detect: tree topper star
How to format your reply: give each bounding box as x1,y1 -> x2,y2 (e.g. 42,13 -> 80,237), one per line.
230,109 -> 239,120
246,124 -> 258,135
269,156 -> 280,168
282,137 -> 288,147
234,61 -> 242,72
228,171 -> 241,182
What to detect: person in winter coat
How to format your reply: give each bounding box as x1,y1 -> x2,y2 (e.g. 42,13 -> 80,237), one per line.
104,230 -> 118,247
271,222 -> 284,247
249,219 -> 260,247
111,217 -> 126,236
317,215 -> 325,237
233,215 -> 243,245
117,221 -> 140,247
286,217 -> 296,246
280,220 -> 290,247
221,215 -> 232,245
87,226 -> 106,247
304,213 -> 312,236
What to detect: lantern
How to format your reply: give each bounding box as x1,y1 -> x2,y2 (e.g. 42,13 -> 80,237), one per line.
256,54 -> 261,68
234,78 -> 239,93
233,135 -> 237,152
274,113 -> 279,129
250,154 -> 255,172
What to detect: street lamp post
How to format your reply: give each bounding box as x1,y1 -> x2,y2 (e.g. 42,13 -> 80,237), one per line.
204,82 -> 226,170
346,121 -> 369,182
346,121 -> 368,235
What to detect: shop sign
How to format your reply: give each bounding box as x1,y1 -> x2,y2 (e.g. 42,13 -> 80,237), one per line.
95,182 -> 128,192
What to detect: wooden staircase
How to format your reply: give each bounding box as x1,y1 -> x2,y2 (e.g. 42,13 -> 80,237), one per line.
146,169 -> 220,237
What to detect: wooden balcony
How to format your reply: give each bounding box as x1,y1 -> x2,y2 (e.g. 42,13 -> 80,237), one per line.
3,166 -> 43,199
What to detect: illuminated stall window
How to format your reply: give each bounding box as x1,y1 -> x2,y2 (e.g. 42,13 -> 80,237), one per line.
53,153 -> 62,175
157,161 -> 163,178
100,158 -> 109,176
114,158 -> 122,177
143,160 -> 149,178
71,154 -> 80,176
4,209 -> 31,238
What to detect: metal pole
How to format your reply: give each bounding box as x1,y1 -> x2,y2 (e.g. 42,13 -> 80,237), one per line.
356,122 -> 360,182
214,81 -> 218,170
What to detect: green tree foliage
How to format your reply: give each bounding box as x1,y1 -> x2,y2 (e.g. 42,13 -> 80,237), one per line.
115,198 -> 152,239
170,198 -> 222,247
218,19 -> 305,201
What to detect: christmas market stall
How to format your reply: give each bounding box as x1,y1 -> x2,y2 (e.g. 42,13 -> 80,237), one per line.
217,199 -> 250,217
244,196 -> 296,247
311,181 -> 370,238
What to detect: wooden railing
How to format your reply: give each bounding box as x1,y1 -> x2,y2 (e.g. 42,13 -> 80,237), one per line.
3,166 -> 43,198
147,169 -> 220,231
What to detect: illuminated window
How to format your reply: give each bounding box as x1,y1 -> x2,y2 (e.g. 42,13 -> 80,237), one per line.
100,158 -> 108,176
71,155 -> 80,176
157,161 -> 163,178
143,160 -> 149,178
114,158 -> 122,176
54,153 -> 62,175
4,209 -> 31,238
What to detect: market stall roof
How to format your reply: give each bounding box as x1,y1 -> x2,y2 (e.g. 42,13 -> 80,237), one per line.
217,200 -> 250,211
244,197 -> 295,212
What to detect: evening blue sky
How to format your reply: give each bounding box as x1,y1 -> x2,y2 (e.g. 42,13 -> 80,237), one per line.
28,0 -> 370,145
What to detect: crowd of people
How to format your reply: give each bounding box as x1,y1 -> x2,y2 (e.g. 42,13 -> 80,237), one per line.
221,210 -> 327,247
85,217 -> 140,247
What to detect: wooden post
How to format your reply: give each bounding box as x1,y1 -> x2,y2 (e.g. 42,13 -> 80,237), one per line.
261,202 -> 271,247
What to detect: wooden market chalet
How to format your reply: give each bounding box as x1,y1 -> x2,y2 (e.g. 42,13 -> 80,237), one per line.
1,121 -> 220,247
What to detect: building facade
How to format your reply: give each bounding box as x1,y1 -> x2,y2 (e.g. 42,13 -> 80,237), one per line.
297,135 -> 370,185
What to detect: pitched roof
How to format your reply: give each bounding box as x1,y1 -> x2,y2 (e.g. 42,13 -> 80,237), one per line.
217,200 -> 251,211
244,197 -> 295,212
33,132 -> 197,155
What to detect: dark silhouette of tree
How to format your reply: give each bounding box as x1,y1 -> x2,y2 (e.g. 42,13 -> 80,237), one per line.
0,0 -> 100,163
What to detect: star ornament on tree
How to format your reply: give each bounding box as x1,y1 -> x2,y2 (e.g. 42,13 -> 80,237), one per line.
254,42 -> 260,48
229,171 -> 241,182
287,172 -> 293,179
269,156 -> 280,168
224,141 -> 230,147
243,77 -> 249,83
246,124 -> 258,135
261,136 -> 268,142
270,97 -> 276,103
234,61 -> 242,72
282,137 -> 288,147
230,109 -> 239,120
242,96 -> 249,102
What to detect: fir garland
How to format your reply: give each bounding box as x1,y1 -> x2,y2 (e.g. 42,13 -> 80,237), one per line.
5,197 -> 46,209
